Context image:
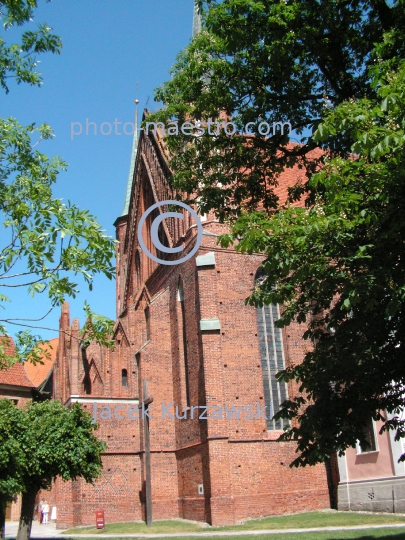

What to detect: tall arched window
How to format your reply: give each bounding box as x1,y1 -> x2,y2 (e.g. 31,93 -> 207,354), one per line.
135,353 -> 141,398
122,369 -> 128,387
83,373 -> 91,395
135,250 -> 142,291
177,278 -> 190,407
144,306 -> 150,342
255,269 -> 288,430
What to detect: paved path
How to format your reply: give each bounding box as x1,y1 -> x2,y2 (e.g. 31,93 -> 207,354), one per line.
5,521 -> 405,539
5,521 -> 65,538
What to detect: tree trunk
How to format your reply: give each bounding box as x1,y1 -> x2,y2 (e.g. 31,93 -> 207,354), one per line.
16,490 -> 37,540
0,499 -> 6,540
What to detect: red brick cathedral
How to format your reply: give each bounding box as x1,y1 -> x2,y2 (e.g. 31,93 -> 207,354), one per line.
51,114 -> 336,527
50,5 -> 335,528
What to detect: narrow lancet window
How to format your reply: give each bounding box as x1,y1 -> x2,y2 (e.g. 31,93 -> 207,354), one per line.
178,278 -> 190,407
255,269 -> 288,430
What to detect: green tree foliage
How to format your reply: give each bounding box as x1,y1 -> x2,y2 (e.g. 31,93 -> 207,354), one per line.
0,0 -> 62,93
0,400 -> 26,540
152,0 -> 405,218
0,399 -> 106,540
226,60 -> 405,466
151,0 -> 405,465
0,0 -> 116,367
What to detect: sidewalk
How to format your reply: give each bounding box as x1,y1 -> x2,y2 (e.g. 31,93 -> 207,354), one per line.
5,521 -> 65,538
5,521 -> 405,539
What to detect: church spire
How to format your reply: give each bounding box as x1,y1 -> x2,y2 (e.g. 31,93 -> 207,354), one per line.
192,1 -> 202,37
121,2 -> 201,217
121,99 -> 139,216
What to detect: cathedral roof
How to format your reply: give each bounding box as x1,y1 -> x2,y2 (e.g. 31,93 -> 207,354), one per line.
121,109 -> 139,217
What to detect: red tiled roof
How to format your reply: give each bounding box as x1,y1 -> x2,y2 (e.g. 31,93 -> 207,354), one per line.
0,361 -> 36,388
24,338 -> 58,387
0,335 -> 15,357
151,121 -> 324,211
0,337 -> 35,388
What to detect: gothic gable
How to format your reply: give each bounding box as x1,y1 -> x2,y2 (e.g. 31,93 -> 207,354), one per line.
120,122 -> 194,312
113,321 -> 130,347
83,358 -> 103,396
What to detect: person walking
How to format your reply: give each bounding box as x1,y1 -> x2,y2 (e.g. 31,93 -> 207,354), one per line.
38,499 -> 45,524
42,501 -> 50,525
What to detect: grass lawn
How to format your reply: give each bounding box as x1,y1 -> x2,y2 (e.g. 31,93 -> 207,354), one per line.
217,511 -> 405,532
66,528 -> 405,540
63,511 -> 405,535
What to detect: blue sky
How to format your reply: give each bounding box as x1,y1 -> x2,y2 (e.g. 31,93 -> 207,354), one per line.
2,0 -> 196,341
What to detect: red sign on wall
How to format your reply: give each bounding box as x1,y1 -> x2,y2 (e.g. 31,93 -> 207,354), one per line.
95,510 -> 105,529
